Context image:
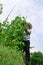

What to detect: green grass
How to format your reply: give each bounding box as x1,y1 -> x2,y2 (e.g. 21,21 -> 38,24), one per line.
0,45 -> 25,65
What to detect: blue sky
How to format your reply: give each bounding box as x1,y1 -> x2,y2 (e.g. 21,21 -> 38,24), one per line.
0,0 -> 43,53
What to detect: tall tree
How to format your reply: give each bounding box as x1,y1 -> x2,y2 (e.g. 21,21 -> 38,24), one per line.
31,52 -> 43,65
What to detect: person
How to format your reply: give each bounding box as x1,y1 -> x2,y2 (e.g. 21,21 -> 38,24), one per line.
23,22 -> 32,41
23,22 -> 32,65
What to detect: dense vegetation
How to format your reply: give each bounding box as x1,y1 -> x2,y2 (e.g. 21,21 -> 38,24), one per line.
31,52 -> 43,65
0,16 -> 28,65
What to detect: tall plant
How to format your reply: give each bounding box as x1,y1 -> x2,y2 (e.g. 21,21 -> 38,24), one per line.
1,16 -> 27,51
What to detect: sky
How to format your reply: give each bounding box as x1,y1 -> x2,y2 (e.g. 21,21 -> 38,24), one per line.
0,0 -> 43,53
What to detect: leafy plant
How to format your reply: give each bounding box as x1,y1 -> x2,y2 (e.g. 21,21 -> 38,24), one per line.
31,52 -> 43,65
0,16 -> 28,65
1,16 -> 27,51
0,3 -> 3,14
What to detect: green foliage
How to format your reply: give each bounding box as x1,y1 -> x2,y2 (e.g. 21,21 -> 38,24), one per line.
0,45 -> 25,65
31,52 -> 43,65
0,16 -> 27,65
0,3 -> 3,14
1,16 -> 27,50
